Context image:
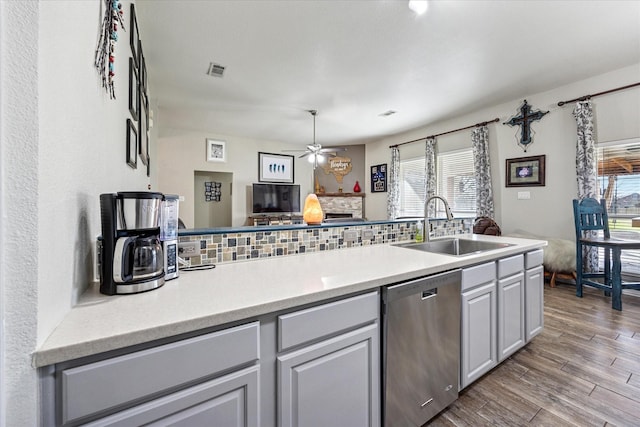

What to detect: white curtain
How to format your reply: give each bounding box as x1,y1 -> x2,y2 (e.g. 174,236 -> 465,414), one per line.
387,146 -> 400,219
574,100 -> 598,272
471,126 -> 495,218
424,138 -> 437,217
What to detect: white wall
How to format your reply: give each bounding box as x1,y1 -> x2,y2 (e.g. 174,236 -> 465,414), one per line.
156,128 -> 314,227
1,1 -> 150,424
366,64 -> 640,240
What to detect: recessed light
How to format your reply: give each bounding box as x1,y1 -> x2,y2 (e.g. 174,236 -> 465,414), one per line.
379,110 -> 397,117
408,0 -> 428,15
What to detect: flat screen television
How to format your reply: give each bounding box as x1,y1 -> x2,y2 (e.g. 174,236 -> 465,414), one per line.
252,183 -> 301,214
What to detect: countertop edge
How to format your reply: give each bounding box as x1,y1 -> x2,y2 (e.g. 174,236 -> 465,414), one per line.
33,236 -> 547,368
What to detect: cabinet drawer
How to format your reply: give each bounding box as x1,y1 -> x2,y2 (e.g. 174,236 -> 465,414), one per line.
60,322 -> 259,425
526,249 -> 544,269
462,261 -> 496,291
278,291 -> 378,352
498,254 -> 524,278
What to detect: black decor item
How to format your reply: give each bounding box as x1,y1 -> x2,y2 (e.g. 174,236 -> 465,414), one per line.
503,100 -> 549,152
128,57 -> 139,120
126,119 -> 137,169
130,4 -> 139,67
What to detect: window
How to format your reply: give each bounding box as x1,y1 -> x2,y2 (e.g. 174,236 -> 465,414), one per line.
437,149 -> 476,217
398,148 -> 476,218
597,138 -> 640,276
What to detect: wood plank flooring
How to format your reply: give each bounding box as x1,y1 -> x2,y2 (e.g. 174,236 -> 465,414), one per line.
429,282 -> 640,426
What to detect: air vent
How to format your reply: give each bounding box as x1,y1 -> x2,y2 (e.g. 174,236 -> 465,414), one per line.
379,110 -> 397,117
206,63 -> 225,77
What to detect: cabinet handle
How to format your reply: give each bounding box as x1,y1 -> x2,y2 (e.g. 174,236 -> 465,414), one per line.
421,397 -> 434,407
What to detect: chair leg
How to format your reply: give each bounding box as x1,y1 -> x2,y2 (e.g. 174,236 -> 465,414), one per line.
550,272 -> 557,288
575,242 -> 583,298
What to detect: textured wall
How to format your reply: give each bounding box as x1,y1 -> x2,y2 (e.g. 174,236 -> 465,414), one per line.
1,2 -> 40,425
1,0 -> 152,423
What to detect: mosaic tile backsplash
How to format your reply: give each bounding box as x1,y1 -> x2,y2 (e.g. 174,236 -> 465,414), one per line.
179,219 -> 472,266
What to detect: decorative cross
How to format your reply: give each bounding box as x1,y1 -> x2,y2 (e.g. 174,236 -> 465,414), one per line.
503,100 -> 549,152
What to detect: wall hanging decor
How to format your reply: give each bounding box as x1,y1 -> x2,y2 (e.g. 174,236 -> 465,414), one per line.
503,100 -> 549,152
505,155 -> 546,187
258,152 -> 294,183
129,4 -> 139,67
126,119 -> 137,169
205,181 -> 222,202
94,0 -> 125,99
371,163 -> 387,193
128,57 -> 139,120
321,156 -> 352,183
206,139 -> 227,163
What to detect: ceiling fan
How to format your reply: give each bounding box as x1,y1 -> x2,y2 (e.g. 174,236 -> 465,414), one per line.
283,110 -> 347,169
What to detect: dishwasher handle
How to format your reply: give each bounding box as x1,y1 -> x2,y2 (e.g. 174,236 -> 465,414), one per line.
421,288 -> 437,300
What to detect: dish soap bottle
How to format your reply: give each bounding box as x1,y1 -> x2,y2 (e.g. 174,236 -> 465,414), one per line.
415,221 -> 424,243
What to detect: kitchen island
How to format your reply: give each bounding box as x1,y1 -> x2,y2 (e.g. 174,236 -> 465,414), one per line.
36,234 -> 546,426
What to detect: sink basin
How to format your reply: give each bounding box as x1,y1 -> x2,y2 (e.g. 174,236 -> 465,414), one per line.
395,238 -> 514,256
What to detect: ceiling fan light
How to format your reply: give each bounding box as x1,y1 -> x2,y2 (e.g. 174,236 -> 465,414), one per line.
408,0 -> 428,15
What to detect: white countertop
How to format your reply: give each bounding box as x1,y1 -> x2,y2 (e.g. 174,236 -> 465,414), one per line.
33,234 -> 546,367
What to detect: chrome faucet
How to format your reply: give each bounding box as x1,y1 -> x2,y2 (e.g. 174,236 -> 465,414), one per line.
424,195 -> 454,242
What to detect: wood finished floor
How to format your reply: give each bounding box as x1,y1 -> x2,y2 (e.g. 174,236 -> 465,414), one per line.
429,282 -> 640,426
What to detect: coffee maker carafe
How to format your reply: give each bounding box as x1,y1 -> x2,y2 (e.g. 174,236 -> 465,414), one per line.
100,192 -> 165,295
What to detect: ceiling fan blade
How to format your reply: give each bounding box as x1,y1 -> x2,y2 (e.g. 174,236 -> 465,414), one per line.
299,152 -> 312,159
282,149 -> 308,152
319,147 -> 346,153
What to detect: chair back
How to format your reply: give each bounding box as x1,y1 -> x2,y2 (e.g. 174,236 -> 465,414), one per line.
572,198 -> 610,239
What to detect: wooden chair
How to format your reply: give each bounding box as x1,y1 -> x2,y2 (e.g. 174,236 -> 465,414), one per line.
573,198 -> 640,310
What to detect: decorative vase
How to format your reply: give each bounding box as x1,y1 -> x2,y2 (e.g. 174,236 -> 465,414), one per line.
353,181 -> 361,193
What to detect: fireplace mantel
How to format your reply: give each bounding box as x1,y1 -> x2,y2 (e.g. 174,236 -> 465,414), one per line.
317,193 -> 365,198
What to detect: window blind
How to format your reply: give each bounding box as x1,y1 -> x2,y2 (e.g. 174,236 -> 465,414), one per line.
437,149 -> 476,216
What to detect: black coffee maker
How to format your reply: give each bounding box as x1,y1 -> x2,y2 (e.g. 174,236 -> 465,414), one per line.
99,192 -> 165,295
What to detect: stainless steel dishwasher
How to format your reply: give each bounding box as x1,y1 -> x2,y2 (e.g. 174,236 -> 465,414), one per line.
382,269 -> 461,426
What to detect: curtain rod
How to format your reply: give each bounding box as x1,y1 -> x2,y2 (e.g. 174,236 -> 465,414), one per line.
389,118 -> 500,148
557,82 -> 640,106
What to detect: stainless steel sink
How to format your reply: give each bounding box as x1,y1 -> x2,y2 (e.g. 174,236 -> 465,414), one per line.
395,238 -> 513,256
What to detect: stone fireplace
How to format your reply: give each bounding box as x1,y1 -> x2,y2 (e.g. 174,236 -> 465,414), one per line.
317,193 -> 365,219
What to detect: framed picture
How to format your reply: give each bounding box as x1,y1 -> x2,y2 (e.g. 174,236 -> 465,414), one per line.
126,119 -> 137,169
206,139 -> 227,162
139,93 -> 148,166
258,152 -> 294,183
505,155 -> 545,187
128,57 -> 139,120
138,39 -> 147,94
371,163 -> 387,193
130,4 -> 139,67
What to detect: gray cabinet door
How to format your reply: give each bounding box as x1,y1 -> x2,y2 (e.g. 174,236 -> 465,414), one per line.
83,365 -> 259,427
277,324 -> 379,427
525,265 -> 544,342
460,281 -> 497,390
497,272 -> 525,361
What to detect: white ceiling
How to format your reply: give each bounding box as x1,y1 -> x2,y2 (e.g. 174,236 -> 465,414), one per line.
135,0 -> 640,146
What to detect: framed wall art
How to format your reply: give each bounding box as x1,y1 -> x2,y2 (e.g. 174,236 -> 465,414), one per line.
206,139 -> 227,162
139,93 -> 148,166
128,57 -> 139,120
126,119 -> 137,169
371,163 -> 387,193
258,152 -> 294,183
130,4 -> 140,66
505,155 -> 545,187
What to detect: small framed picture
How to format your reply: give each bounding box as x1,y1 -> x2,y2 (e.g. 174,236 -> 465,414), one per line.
128,57 -> 139,120
206,139 -> 226,162
126,119 -> 137,169
138,39 -> 147,94
130,4 -> 140,67
371,163 -> 387,193
506,155 -> 545,187
259,152 -> 294,183
139,93 -> 148,166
